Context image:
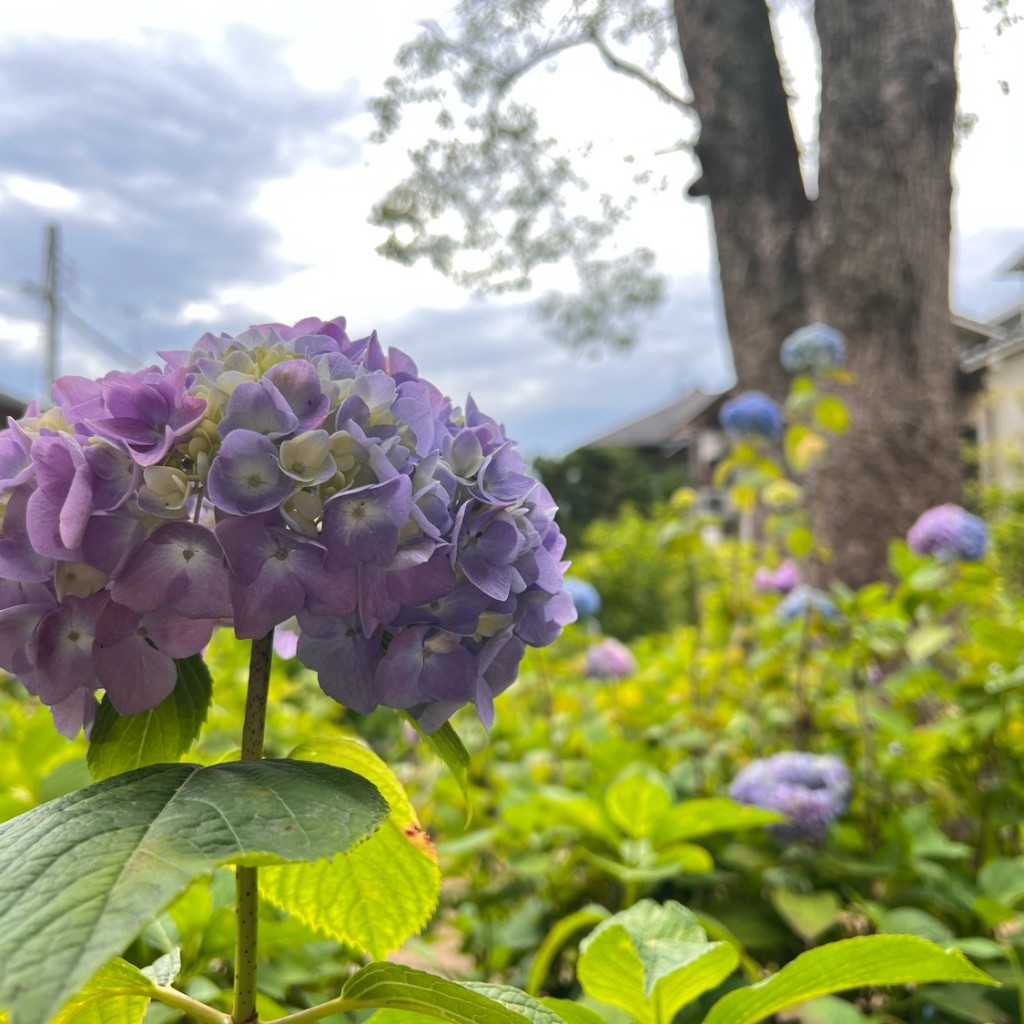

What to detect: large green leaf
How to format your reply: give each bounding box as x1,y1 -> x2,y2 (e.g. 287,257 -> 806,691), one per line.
702,935 -> 998,1024
87,655 -> 213,781
345,963 -> 533,1022
260,737 -> 441,958
577,900 -> 738,1024
0,759 -> 386,1024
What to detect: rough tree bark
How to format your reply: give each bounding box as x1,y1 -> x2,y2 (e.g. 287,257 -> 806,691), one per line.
674,0 -> 962,585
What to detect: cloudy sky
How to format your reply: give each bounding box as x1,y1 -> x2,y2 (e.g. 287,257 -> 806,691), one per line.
1,1 -> 1021,456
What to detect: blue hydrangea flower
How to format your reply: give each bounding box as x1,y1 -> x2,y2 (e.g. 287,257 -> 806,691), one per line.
729,751 -> 851,841
719,391 -> 783,440
777,584 -> 839,624
0,316 -> 576,737
780,323 -> 847,375
907,503 -> 987,562
564,576 -> 601,618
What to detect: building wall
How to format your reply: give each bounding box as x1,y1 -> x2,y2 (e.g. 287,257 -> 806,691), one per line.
972,349 -> 1024,486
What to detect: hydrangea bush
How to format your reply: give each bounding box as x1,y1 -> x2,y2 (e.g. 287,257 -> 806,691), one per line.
0,317 -> 575,737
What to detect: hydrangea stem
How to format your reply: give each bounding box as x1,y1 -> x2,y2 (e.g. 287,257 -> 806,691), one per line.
233,630 -> 274,1024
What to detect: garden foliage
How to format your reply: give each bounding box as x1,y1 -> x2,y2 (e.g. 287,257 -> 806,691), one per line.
0,322 -> 1017,1023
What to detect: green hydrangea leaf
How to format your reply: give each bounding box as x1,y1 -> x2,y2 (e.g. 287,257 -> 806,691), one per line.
604,765 -> 674,839
577,900 -> 738,1023
346,963 -> 534,1022
651,799 -> 783,845
407,717 -> 471,800
87,655 -> 213,781
260,737 -> 441,958
464,983 -> 569,1023
0,759 -> 386,1024
702,935 -> 998,1024
50,959 -> 155,1024
538,1000 -> 606,1024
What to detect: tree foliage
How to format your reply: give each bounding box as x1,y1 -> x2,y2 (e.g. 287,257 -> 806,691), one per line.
370,1 -> 696,349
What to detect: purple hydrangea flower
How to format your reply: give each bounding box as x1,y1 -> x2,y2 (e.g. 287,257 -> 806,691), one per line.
583,637 -> 637,680
729,751 -> 851,841
564,577 -> 601,618
753,560 -> 800,595
777,584 -> 840,625
719,391 -> 783,440
0,315 -> 574,735
907,503 -> 987,562
780,323 -> 847,375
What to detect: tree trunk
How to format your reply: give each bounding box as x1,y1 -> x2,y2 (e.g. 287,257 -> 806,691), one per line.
674,0 -> 961,585
674,0 -> 810,403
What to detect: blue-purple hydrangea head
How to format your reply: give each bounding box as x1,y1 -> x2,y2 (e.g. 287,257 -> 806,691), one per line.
0,315 -> 575,737
907,503 -> 987,563
753,559 -> 800,595
564,576 -> 601,618
780,323 -> 847,376
729,751 -> 851,842
777,584 -> 839,625
583,637 -> 637,680
719,391 -> 783,441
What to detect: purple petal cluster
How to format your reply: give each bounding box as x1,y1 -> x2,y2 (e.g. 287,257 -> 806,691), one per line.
780,323 -> 847,376
729,751 -> 851,842
753,559 -> 800,595
719,391 -> 783,441
0,317 -> 575,736
564,576 -> 601,619
583,637 -> 637,680
776,584 -> 839,625
907,503 -> 987,563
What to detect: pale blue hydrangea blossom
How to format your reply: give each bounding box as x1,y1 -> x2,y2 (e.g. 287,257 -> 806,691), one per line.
730,751 -> 851,841
780,323 -> 847,375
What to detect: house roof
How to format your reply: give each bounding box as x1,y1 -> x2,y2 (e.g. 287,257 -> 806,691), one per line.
582,389 -> 725,449
1001,249 -> 1024,275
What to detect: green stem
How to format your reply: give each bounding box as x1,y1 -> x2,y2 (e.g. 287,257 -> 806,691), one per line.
1003,941 -> 1024,1023
233,631 -> 274,1024
150,985 -> 233,1024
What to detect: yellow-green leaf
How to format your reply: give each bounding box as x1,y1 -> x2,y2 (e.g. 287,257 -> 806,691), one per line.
260,737 -> 440,959
52,958 -> 155,1024
703,935 -> 997,1024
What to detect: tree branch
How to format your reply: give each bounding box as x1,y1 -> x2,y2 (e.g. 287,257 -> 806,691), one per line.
587,33 -> 693,114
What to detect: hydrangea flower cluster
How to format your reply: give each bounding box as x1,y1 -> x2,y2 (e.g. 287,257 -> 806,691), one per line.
719,391 -> 783,440
564,576 -> 601,619
777,584 -> 839,625
583,637 -> 637,680
780,322 -> 847,376
729,752 -> 851,842
0,317 -> 575,736
753,559 -> 800,595
907,503 -> 987,563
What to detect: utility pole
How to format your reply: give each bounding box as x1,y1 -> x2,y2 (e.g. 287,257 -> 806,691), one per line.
42,222 -> 60,393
